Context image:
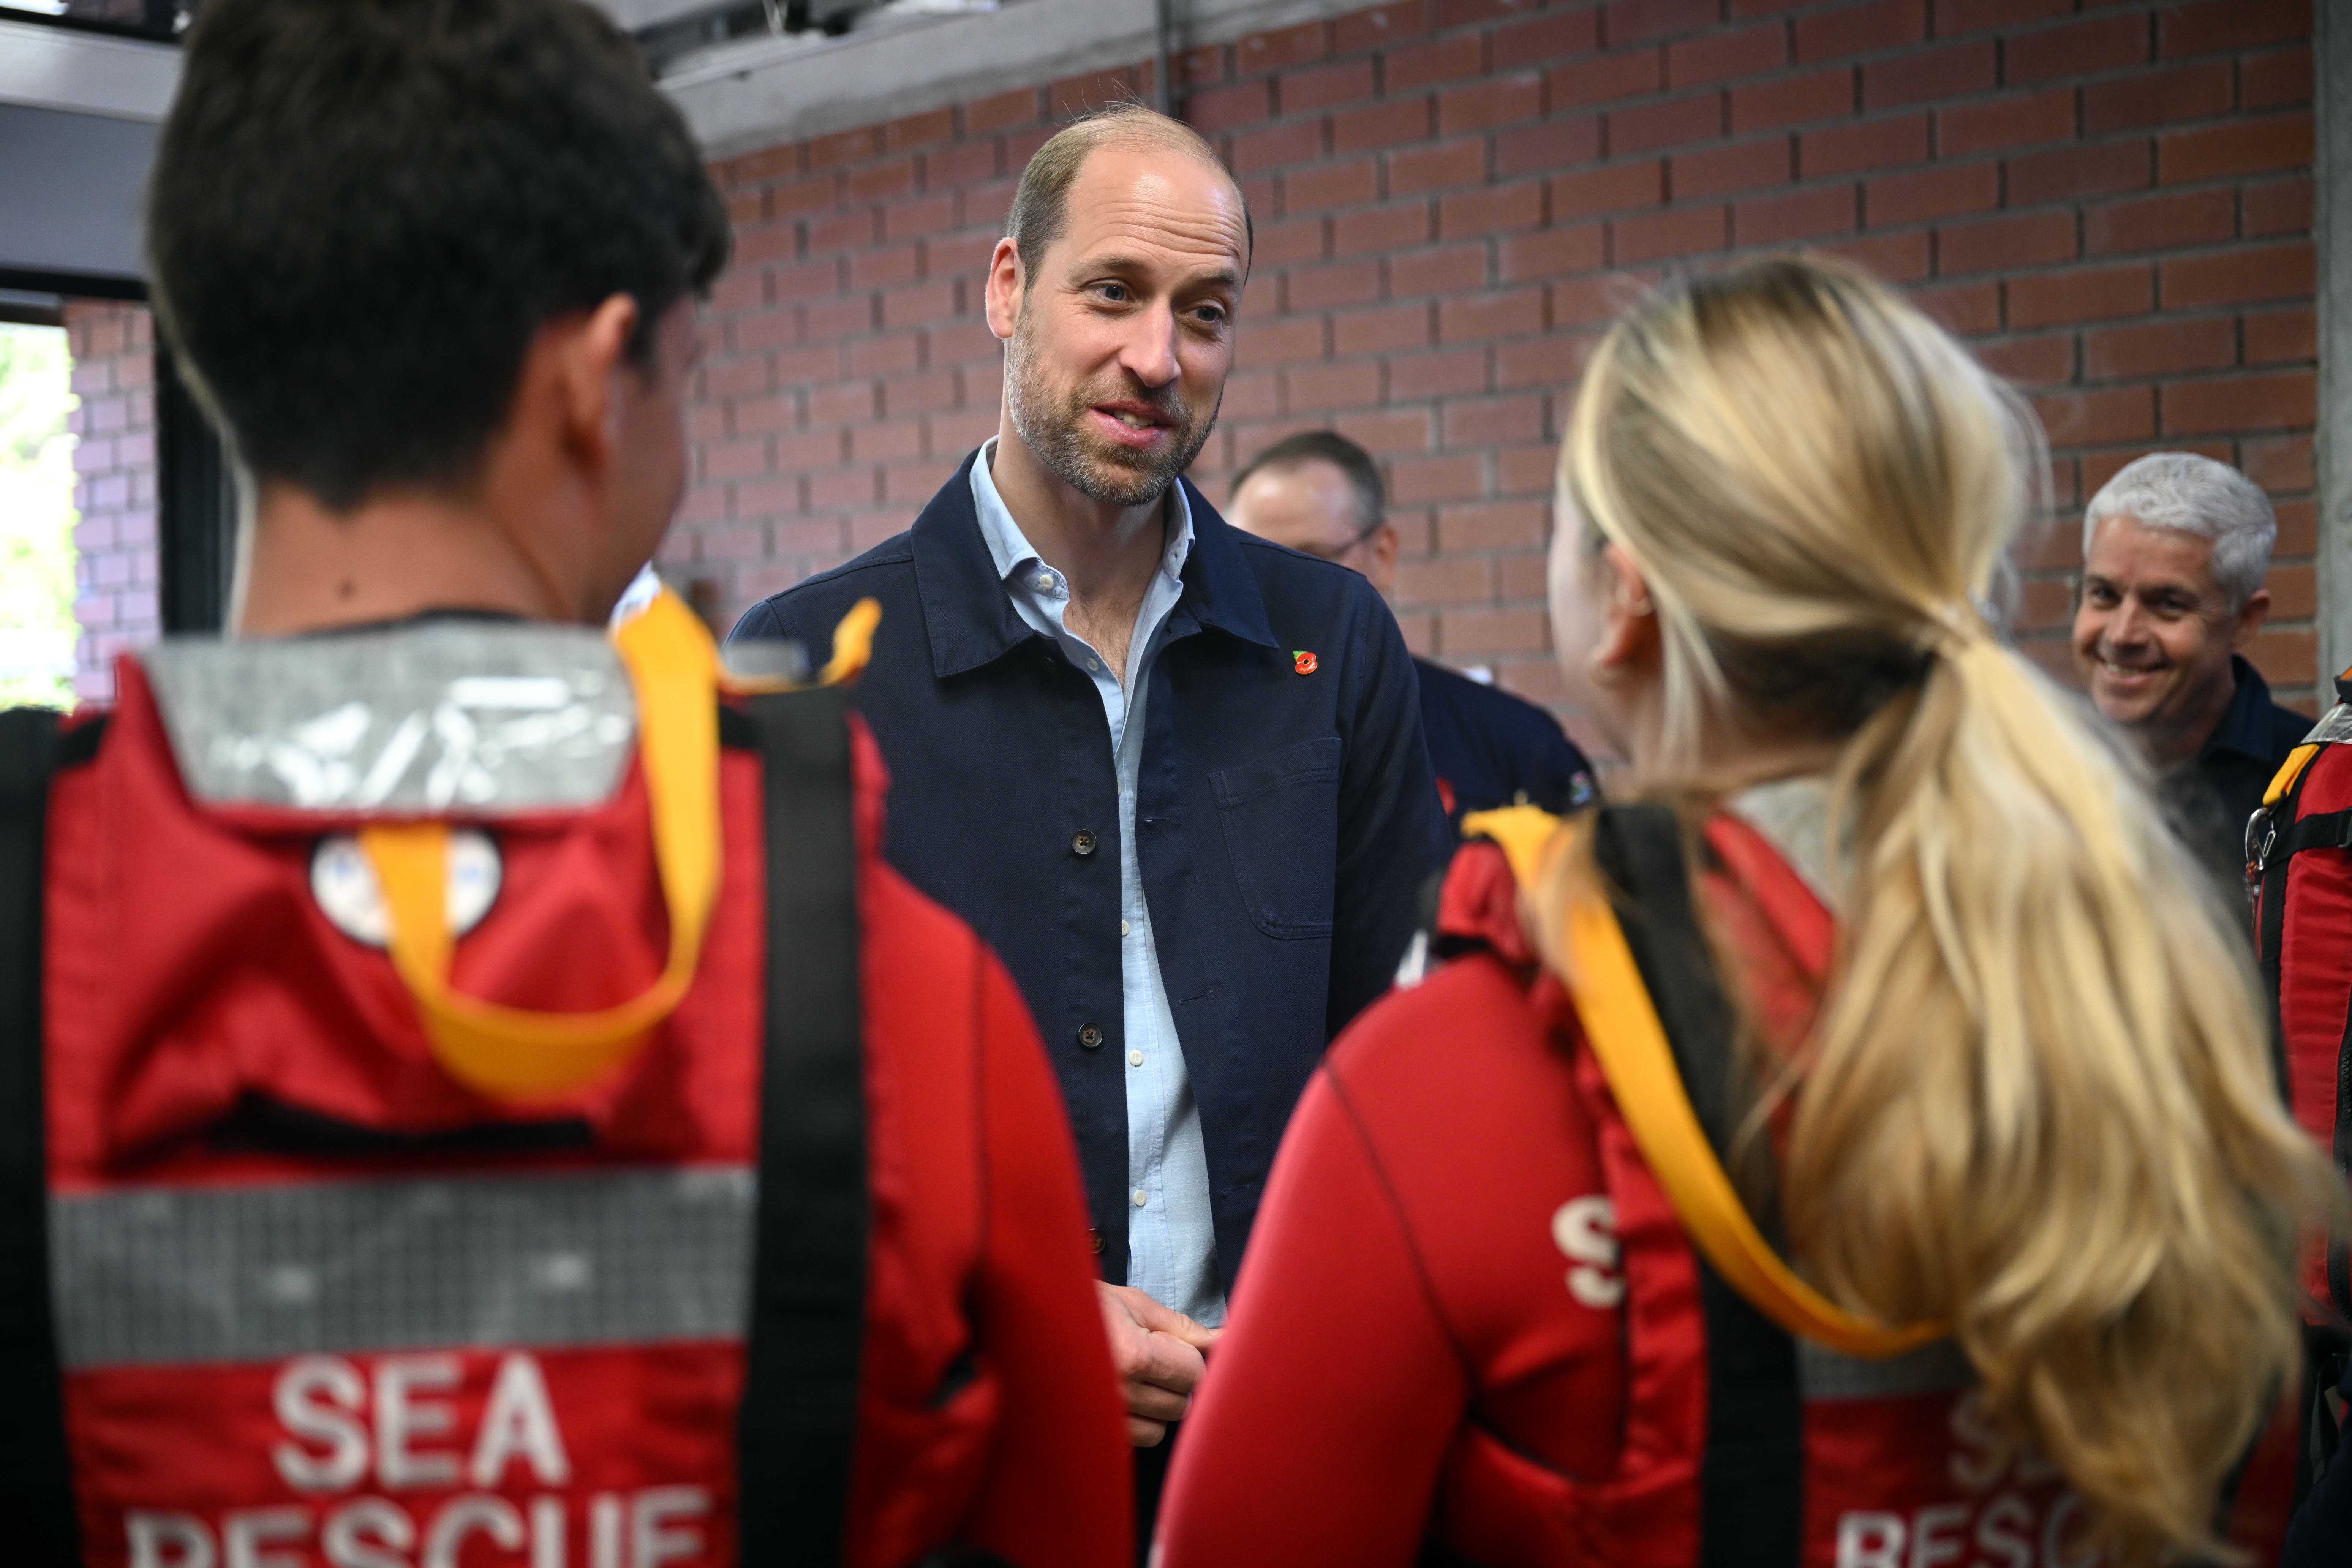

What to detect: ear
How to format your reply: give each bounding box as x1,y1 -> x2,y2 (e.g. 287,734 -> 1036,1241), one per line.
553,293 -> 642,466
1364,522 -> 1399,597
984,238 -> 1025,342
2232,586 -> 2273,650
1588,541 -> 1660,683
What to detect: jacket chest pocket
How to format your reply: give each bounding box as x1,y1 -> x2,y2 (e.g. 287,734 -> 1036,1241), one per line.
1211,737 -> 1342,940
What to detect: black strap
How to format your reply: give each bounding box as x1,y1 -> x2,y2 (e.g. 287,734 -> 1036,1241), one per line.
734,687 -> 869,1565
0,707 -> 80,1565
2256,801 -> 2352,999
2281,808 -> 2352,860
1592,805 -> 1804,1568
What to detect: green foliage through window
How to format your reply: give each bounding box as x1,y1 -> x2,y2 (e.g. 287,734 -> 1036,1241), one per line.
0,323 -> 80,710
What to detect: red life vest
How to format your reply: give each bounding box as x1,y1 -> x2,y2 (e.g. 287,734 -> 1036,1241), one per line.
2248,678 -> 2352,1314
1432,807 -> 2294,1566
2246,680 -> 2352,1501
0,609 -> 1127,1568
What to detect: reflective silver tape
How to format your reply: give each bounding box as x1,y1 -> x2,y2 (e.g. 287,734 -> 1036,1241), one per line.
2302,700 -> 2352,748
1798,1336 -> 1973,1401
141,624 -> 636,816
51,1166 -> 754,1368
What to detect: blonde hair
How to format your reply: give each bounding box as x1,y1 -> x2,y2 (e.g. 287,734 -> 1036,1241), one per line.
1547,253 -> 2328,1560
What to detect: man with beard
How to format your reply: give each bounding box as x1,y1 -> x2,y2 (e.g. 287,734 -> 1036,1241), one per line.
2071,451 -> 2306,890
730,103 -> 1449,1543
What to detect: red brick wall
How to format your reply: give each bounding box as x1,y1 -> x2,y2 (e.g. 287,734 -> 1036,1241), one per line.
670,0 -> 2318,725
63,300 -> 159,705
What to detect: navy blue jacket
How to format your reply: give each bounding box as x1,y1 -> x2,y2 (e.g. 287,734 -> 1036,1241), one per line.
729,452 -> 1451,1287
2161,654 -> 2310,894
1416,655 -> 1597,823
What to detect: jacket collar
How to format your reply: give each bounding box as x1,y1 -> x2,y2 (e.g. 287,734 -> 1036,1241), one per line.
910,447 -> 1277,679
2200,654 -> 2281,765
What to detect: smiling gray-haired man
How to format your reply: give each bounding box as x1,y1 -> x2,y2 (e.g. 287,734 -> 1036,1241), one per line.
2071,450 -> 2308,885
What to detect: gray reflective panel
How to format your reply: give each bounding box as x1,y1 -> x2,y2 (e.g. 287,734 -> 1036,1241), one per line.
51,1166 -> 754,1367
1798,1336 -> 1973,1402
2301,701 -> 2352,748
141,624 -> 636,816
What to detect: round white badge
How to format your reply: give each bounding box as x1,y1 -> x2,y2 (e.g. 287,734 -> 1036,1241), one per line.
310,830 -> 502,948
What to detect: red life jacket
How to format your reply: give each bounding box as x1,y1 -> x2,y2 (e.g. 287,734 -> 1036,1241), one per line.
0,610 -> 1127,1568
2248,678 -> 2352,1315
1432,806 -> 2294,1566
2245,681 -> 2352,1502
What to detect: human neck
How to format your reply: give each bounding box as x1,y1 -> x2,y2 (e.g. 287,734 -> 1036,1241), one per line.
1622,693 -> 1847,793
2145,660 -> 2241,772
236,480 -> 585,636
987,423 -> 1168,610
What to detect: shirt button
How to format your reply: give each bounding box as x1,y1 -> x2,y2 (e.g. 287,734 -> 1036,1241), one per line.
1132,1188 -> 1148,1208
1128,1049 -> 1144,1066
1072,830 -> 1098,855
1087,1228 -> 1105,1255
1031,572 -> 1054,592
1086,657 -> 1103,673
1120,919 -> 1130,936
1078,1023 -> 1104,1050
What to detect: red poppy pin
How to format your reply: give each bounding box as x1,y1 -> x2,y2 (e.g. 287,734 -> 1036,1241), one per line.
1293,650 -> 1318,675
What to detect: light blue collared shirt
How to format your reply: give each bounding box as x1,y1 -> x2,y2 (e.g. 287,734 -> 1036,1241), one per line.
970,440 -> 1225,1327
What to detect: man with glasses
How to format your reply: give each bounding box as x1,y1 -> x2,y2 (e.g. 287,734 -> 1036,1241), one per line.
1228,431 -> 1595,824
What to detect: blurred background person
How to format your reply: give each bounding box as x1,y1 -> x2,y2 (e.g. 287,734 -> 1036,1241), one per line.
1157,256 -> 2327,1568
1228,430 -> 1596,825
2073,451 -> 2307,887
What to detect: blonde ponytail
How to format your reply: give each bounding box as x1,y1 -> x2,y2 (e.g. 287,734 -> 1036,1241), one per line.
1549,254 -> 2330,1561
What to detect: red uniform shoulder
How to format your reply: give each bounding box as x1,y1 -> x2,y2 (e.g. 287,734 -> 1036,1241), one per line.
1321,939 -> 1624,1478
1430,838 -> 1539,968
2292,734 -> 2352,815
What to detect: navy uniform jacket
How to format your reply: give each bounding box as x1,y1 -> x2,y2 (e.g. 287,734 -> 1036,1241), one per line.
1415,655 -> 1596,823
729,452 -> 1451,1286
2160,654 -> 2309,895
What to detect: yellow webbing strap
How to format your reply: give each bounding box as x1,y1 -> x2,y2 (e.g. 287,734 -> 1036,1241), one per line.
2257,664 -> 2352,809
357,593 -> 882,1099
359,589 -> 722,1098
816,597 -> 881,688
1461,803 -> 1561,887
1463,806 -> 1949,1359
721,596 -> 881,695
2266,743 -> 2321,810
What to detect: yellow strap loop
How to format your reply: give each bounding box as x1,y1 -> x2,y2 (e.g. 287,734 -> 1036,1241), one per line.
2264,743 -> 2320,810
818,597 -> 882,686
1460,804 -> 1561,887
719,595 -> 884,695
361,591 -> 884,1099
358,590 -> 723,1099
1464,807 -> 1949,1359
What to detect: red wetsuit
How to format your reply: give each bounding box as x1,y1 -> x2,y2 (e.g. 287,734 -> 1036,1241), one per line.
40,650 -> 1128,1568
1158,808 -> 2255,1568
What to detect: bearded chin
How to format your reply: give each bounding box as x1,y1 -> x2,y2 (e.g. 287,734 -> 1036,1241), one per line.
1005,320 -> 1219,509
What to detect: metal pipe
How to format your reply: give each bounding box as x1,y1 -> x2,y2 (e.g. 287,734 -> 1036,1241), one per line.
1154,0 -> 1175,117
